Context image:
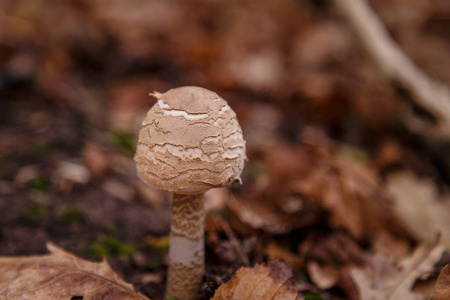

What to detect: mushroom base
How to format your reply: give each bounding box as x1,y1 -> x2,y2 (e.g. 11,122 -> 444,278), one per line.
166,193 -> 205,300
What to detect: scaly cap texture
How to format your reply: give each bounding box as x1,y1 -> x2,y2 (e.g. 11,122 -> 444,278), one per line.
134,86 -> 246,194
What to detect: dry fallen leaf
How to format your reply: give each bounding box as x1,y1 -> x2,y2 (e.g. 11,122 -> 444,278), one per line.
211,261 -> 299,300
386,171 -> 450,249
431,264 -> 450,300
351,239 -> 444,300
0,242 -> 149,300
307,261 -> 339,290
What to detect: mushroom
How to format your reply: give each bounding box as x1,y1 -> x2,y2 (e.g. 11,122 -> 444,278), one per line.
134,86 -> 246,299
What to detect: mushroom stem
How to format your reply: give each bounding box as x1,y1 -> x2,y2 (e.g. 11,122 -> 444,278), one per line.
166,193 -> 205,300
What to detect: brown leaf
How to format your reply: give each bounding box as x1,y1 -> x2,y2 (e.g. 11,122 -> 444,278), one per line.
211,261 -> 299,300
265,243 -> 304,269
432,264 -> 450,300
351,239 -> 444,300
0,242 -> 149,300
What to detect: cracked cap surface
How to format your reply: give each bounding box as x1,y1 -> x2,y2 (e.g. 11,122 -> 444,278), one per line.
134,86 -> 247,194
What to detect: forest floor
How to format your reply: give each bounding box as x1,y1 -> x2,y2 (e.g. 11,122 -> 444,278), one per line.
1,0 -> 450,299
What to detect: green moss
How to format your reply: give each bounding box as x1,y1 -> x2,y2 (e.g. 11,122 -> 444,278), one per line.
337,144 -> 369,165
27,203 -> 46,220
33,140 -> 53,157
110,130 -> 136,154
144,235 -> 170,251
61,205 -> 85,224
247,160 -> 267,182
28,177 -> 49,192
90,236 -> 136,259
151,259 -> 164,268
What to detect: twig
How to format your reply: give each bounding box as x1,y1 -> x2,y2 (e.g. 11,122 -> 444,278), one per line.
333,0 -> 450,139
220,218 -> 250,266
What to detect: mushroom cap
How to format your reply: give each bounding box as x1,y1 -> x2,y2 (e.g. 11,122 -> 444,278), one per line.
134,86 -> 247,194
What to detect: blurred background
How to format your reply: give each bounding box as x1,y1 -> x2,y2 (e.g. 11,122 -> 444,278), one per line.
1,0 -> 450,299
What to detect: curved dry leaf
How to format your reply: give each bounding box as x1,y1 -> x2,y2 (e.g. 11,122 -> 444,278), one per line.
432,264 -> 450,300
0,242 -> 149,300
211,261 -> 299,300
351,239 -> 444,300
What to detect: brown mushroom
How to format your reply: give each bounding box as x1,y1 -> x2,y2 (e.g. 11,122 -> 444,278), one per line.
134,86 -> 246,300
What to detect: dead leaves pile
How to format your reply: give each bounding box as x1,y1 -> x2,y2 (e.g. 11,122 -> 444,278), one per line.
0,242 -> 300,300
1,243 -> 449,300
222,126 -> 450,299
228,127 -> 404,241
